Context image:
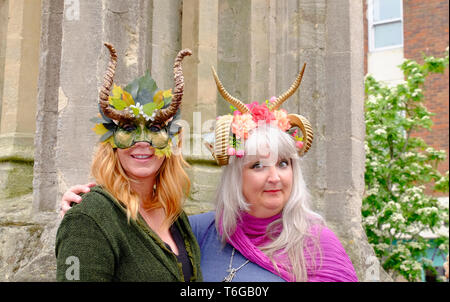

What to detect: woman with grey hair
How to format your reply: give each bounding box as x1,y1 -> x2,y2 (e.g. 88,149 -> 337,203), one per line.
191,124 -> 357,282
61,64 -> 358,282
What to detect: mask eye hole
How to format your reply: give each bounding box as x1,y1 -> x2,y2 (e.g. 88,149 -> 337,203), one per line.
148,125 -> 161,132
122,124 -> 137,132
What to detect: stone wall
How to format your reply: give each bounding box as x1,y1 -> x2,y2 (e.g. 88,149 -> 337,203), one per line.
0,0 -> 390,281
0,0 -> 52,281
0,0 -> 39,200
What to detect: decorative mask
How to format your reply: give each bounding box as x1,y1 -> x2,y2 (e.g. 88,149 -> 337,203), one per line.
92,43 -> 192,157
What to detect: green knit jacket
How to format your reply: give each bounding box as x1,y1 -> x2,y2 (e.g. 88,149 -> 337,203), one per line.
55,186 -> 202,282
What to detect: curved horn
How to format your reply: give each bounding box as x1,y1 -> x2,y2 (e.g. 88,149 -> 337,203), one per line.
99,43 -> 134,123
287,113 -> 313,155
269,63 -> 306,111
211,66 -> 250,114
213,115 -> 234,166
153,49 -> 192,125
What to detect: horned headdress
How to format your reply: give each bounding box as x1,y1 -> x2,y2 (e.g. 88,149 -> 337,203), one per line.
206,63 -> 313,166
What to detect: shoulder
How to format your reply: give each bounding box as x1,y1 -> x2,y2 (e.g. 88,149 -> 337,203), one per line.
312,225 -> 345,249
58,186 -> 123,238
188,211 -> 216,244
306,224 -> 359,282
188,211 -> 215,226
66,186 -> 119,218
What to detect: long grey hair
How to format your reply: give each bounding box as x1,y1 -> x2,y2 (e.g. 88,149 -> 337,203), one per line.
214,125 -> 324,281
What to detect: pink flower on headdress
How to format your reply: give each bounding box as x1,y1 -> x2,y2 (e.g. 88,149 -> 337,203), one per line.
236,150 -> 245,158
269,96 -> 277,103
232,113 -> 256,139
227,147 -> 236,156
296,141 -> 304,149
245,101 -> 259,111
247,102 -> 275,123
273,109 -> 291,131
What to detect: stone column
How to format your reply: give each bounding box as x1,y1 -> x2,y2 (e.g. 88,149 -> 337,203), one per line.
32,0 -> 64,212
181,0 -> 221,214
149,0 -> 182,89
181,0 -> 219,124
51,0 -> 104,210
0,0 -> 41,200
318,0 -> 390,281
216,0 -> 251,114
0,0 -> 8,120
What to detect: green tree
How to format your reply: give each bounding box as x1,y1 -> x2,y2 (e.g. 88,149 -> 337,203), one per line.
363,49 -> 449,281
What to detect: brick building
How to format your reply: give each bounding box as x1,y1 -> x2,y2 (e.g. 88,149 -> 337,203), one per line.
364,0 -> 449,182
403,0 -> 449,179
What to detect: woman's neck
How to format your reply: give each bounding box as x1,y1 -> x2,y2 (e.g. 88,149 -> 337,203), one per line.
130,176 -> 156,206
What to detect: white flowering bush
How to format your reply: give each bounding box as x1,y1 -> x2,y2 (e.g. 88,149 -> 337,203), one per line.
363,49 -> 449,281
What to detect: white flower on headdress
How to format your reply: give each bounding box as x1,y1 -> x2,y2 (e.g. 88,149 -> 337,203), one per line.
130,102 -> 145,118
150,111 -> 157,121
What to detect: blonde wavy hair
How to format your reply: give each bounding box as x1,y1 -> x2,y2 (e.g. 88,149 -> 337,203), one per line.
90,138 -> 190,227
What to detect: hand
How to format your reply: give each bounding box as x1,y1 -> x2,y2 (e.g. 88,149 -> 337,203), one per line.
60,182 -> 96,218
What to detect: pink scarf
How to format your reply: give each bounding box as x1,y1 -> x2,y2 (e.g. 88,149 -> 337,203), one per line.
223,212 -> 294,282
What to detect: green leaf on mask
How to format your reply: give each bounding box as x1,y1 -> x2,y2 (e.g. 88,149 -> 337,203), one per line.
131,107 -> 140,116
109,85 -> 131,110
162,89 -> 172,99
155,89 -> 172,107
104,135 -> 117,148
163,95 -> 172,107
93,123 -> 109,136
110,85 -> 122,99
155,143 -> 172,158
124,79 -> 139,101
99,129 -> 114,141
143,102 -> 158,116
122,90 -> 135,107
109,97 -> 127,110
138,71 -> 158,94
153,90 -> 164,104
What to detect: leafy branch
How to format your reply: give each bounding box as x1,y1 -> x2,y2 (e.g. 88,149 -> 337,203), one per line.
363,48 -> 449,281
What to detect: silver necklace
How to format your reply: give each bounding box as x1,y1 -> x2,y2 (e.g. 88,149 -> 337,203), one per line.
222,248 -> 250,282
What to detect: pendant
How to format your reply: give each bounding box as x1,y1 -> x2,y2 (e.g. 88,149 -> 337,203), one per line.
223,268 -> 237,282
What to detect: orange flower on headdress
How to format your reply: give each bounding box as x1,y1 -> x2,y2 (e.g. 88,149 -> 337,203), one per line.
231,113 -> 256,139
273,109 -> 291,131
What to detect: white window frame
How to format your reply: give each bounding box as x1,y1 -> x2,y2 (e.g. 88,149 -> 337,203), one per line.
367,0 -> 404,52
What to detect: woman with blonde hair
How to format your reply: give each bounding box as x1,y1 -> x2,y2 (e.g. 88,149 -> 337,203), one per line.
55,44 -> 202,282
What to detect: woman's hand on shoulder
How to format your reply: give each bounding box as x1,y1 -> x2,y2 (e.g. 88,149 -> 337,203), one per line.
60,182 -> 96,218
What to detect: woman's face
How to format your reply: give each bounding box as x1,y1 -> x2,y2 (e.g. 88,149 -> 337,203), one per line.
117,142 -> 165,181
241,154 -> 293,218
